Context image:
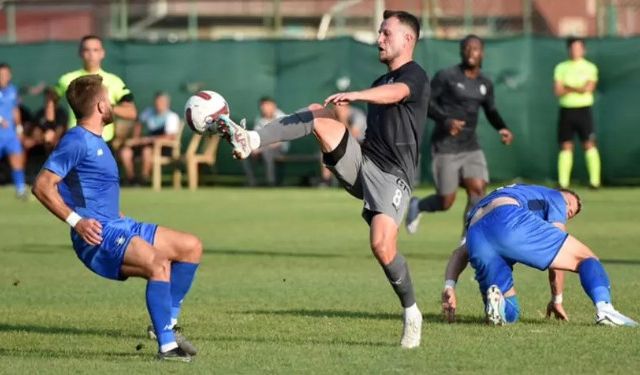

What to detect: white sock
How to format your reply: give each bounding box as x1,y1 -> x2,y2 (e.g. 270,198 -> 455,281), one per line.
160,341 -> 178,353
248,131 -> 261,149
404,303 -> 420,317
596,301 -> 614,313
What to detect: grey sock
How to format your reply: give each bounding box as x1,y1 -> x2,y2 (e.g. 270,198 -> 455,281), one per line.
382,254 -> 416,308
418,194 -> 444,212
257,109 -> 315,146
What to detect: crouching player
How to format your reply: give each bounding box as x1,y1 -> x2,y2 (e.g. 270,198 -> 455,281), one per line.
442,184 -> 637,327
32,75 -> 203,361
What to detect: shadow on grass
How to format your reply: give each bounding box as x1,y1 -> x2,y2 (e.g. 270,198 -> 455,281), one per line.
601,258 -> 640,266
206,248 -> 344,259
240,308 -> 545,326
0,323 -> 141,340
200,334 -> 396,348
0,347 -> 147,360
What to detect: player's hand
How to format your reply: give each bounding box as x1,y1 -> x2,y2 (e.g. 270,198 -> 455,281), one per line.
499,129 -> 513,145
447,119 -> 465,136
323,91 -> 359,107
74,218 -> 103,246
442,287 -> 457,323
546,301 -> 569,321
0,118 -> 7,128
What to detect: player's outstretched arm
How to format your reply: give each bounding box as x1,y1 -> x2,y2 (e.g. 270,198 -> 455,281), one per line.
442,245 -> 470,323
323,83 -> 410,106
546,269 -> 569,321
32,170 -> 103,245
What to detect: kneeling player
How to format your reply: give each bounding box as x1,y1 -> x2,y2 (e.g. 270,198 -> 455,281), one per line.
32,75 -> 203,361
442,184 -> 637,326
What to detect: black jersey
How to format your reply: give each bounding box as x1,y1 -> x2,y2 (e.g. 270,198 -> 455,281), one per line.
361,61 -> 430,188
429,64 -> 506,154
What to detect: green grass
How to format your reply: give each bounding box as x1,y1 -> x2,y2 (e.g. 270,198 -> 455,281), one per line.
1,185 -> 639,374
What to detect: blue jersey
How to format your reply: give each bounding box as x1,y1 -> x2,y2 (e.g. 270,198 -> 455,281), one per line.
468,184 -> 567,225
43,126 -> 120,221
0,83 -> 19,139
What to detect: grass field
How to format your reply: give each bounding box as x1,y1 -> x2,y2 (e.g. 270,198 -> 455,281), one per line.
1,185 -> 639,374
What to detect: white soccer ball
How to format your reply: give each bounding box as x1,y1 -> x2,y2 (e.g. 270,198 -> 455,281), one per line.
184,90 -> 230,134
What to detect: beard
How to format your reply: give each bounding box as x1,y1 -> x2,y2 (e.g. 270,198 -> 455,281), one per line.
102,107 -> 114,125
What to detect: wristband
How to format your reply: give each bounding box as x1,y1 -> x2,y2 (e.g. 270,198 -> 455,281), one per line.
552,294 -> 563,304
444,279 -> 456,289
65,212 -> 82,228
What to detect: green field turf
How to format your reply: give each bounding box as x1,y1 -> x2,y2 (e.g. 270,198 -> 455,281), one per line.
1,185 -> 639,374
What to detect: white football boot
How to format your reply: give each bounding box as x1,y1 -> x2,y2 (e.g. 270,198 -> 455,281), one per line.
595,304 -> 639,327
214,114 -> 252,159
485,285 -> 507,325
400,304 -> 422,349
405,197 -> 422,235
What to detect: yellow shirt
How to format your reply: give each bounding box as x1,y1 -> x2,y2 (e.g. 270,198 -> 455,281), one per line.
554,58 -> 598,108
55,68 -> 132,142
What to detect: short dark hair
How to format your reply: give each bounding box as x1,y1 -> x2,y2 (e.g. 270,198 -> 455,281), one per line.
79,35 -> 103,52
460,34 -> 484,50
259,96 -> 275,104
154,90 -> 169,99
566,36 -> 584,49
559,188 -> 582,216
66,74 -> 104,120
383,10 -> 420,39
0,62 -> 11,70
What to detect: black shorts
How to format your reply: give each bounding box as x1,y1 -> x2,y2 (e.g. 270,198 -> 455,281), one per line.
558,107 -> 595,143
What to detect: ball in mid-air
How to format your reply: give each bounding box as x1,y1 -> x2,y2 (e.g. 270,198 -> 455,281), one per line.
184,90 -> 229,134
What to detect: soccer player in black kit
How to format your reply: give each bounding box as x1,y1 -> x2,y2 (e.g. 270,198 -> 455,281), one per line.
405,34 -> 513,236
212,10 -> 429,348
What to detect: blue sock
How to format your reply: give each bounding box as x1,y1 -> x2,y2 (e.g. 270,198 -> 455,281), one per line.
578,258 -> 612,304
504,295 -> 521,323
146,280 -> 176,351
11,169 -> 25,194
170,262 -> 199,326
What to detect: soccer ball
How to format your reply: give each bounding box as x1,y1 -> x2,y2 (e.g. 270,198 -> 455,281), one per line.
184,90 -> 230,134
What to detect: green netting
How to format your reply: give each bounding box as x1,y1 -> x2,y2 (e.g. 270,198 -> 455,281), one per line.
4,37 -> 638,184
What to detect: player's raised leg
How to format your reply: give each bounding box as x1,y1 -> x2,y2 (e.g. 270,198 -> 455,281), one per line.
550,236 -> 638,327
215,103 -> 346,159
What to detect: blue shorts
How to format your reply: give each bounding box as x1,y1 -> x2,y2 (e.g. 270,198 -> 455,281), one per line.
71,217 -> 158,281
0,136 -> 22,158
467,205 -> 568,294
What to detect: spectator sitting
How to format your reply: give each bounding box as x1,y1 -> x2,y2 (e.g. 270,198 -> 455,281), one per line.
242,96 -> 288,186
120,91 -> 180,186
22,87 -> 68,154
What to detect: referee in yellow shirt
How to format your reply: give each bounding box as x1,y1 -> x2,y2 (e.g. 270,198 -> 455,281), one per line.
553,37 -> 600,189
49,35 -> 137,144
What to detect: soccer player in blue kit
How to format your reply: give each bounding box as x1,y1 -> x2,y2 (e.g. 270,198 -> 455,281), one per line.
32,75 -> 203,361
0,63 -> 27,199
442,184 -> 637,326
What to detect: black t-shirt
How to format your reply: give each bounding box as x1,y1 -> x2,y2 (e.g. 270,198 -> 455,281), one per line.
361,61 -> 430,188
34,106 -> 68,131
429,64 -> 498,153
